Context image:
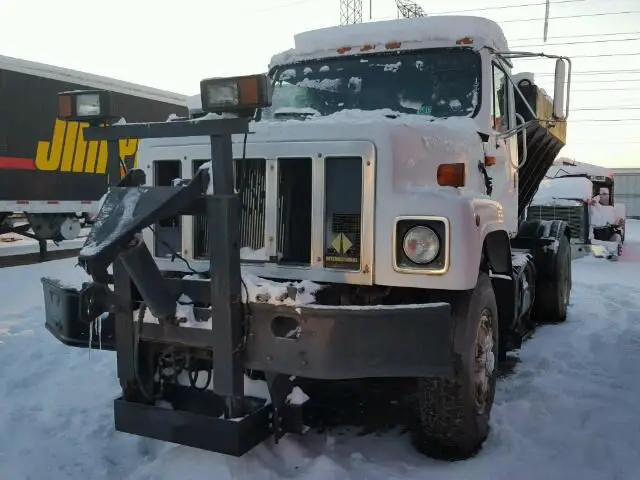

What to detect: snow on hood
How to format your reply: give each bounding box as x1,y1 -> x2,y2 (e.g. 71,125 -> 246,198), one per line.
532,176 -> 593,206
270,15 -> 508,67
249,109 -> 483,195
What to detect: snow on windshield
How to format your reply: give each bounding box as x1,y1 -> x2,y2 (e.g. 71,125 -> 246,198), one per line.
262,49 -> 481,120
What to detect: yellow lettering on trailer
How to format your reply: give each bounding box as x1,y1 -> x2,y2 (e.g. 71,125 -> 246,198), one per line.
34,119 -> 67,171
59,121 -> 79,172
72,122 -> 90,173
35,120 -> 140,176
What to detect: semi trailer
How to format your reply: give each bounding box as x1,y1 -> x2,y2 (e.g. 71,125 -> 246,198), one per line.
41,15 -> 573,461
0,54 -> 187,252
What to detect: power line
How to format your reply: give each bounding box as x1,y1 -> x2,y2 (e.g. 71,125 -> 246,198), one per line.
517,51 -> 640,60
573,106 -> 640,111
512,30 -> 640,42
488,9 -> 640,23
542,78 -> 640,84
537,69 -> 640,76
569,118 -> 640,122
433,0 -> 586,15
571,87 -> 640,92
569,140 -> 640,144
513,36 -> 640,48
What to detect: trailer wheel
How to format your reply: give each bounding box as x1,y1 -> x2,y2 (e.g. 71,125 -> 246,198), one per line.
533,233 -> 571,323
410,271 -> 499,460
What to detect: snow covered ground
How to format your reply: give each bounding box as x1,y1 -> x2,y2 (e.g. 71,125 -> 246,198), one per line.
2,223 -> 640,479
0,230 -> 88,257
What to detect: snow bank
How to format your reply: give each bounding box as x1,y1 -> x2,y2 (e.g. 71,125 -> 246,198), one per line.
271,15 -> 509,67
532,176 -> 592,206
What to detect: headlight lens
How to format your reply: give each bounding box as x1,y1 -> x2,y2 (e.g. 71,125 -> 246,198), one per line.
205,81 -> 239,109
402,226 -> 440,264
76,93 -> 101,117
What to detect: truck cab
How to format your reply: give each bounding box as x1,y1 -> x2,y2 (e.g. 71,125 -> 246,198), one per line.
41,15 -> 574,462
528,158 -> 625,258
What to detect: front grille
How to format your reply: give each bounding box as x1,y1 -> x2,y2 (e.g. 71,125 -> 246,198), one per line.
526,204 -> 587,241
193,158 -> 266,259
324,157 -> 363,270
190,154 -> 364,271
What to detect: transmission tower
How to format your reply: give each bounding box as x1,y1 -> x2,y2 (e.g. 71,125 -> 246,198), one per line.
395,0 -> 425,18
340,0 -> 363,25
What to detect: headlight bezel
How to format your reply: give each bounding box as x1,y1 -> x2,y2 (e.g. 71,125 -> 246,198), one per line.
57,90 -> 112,122
394,216 -> 449,274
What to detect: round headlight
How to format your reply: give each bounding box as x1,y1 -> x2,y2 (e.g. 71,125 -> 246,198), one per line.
402,226 -> 440,264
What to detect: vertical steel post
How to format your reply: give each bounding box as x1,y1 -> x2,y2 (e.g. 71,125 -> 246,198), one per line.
208,133 -> 245,417
105,137 -> 138,395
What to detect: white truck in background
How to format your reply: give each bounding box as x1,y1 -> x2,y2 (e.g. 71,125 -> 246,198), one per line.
528,158 -> 626,258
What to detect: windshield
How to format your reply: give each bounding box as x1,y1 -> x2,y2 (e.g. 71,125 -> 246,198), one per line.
263,48 -> 481,120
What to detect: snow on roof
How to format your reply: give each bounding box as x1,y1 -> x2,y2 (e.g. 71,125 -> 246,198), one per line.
551,158 -> 614,179
0,54 -> 187,105
270,15 -> 509,68
532,175 -> 593,205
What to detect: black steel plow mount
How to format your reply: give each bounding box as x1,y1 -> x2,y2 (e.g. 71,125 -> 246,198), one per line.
42,115 -> 306,456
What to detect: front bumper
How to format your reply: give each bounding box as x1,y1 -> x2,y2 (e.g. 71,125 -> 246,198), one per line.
42,277 -> 456,379
42,277 -> 116,349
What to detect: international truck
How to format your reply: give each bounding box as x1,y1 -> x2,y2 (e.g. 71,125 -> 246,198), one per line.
41,15 -> 574,461
528,158 -> 625,258
0,54 -> 187,252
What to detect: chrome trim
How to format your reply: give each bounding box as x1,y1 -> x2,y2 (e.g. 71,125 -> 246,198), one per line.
392,215 -> 451,275
264,158 -> 279,258
181,157 -> 194,258
310,154 -> 325,269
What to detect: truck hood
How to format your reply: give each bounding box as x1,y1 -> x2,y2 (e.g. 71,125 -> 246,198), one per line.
245,110 -> 485,194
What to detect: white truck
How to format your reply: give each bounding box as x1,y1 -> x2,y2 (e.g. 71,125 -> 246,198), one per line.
42,15 -> 574,461
528,158 -> 626,258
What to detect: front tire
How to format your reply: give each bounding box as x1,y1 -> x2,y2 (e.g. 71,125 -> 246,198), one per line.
410,271 -> 499,460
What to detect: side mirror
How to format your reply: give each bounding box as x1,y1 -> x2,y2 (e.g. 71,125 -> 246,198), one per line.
553,59 -> 567,119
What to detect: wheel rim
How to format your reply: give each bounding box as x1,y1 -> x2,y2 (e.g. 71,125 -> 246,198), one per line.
474,309 -> 495,414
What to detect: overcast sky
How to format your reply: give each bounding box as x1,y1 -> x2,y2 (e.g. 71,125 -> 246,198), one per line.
2,0 -> 639,167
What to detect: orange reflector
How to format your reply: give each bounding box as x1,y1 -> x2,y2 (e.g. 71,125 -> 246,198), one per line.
58,94 -> 72,119
484,156 -> 496,166
337,46 -> 352,54
437,163 -> 466,188
237,76 -> 260,107
456,36 -> 474,45
385,41 -> 402,49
